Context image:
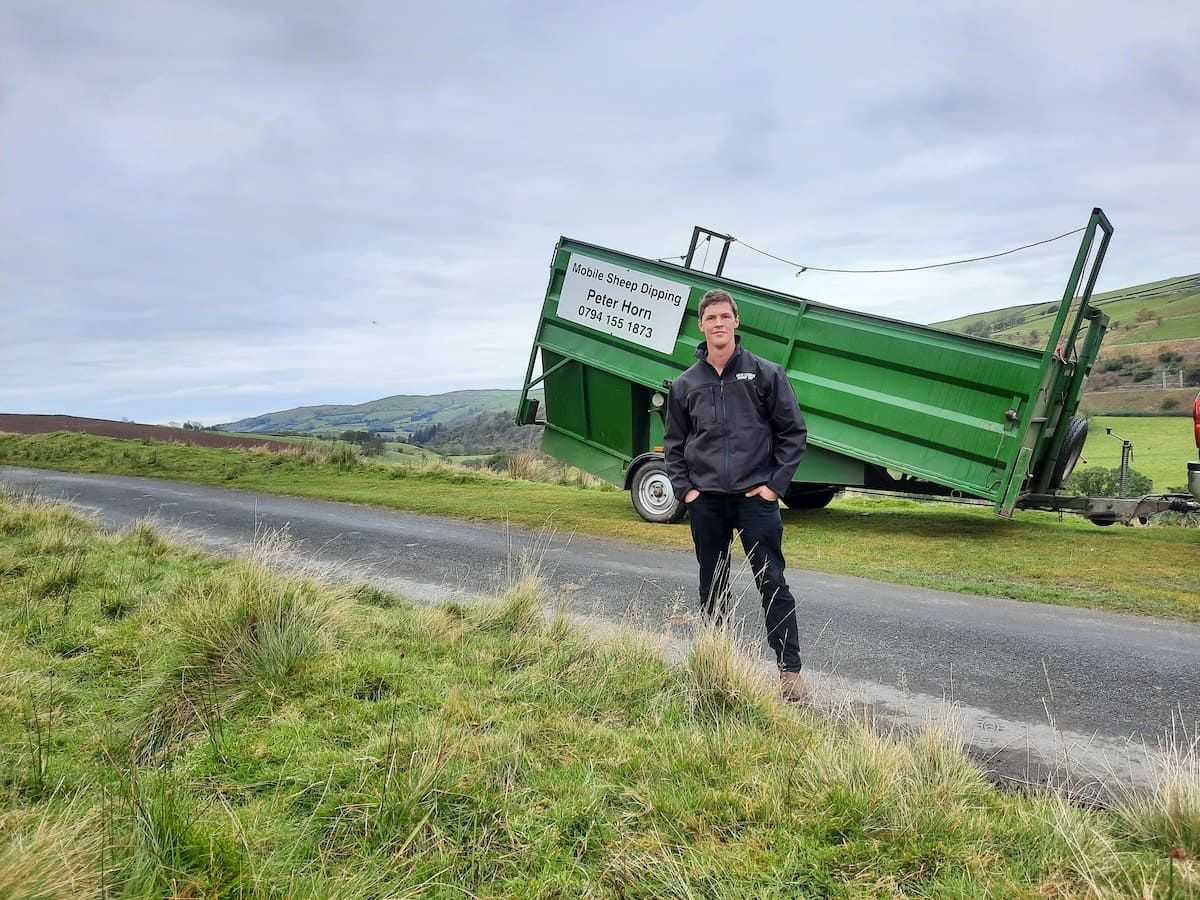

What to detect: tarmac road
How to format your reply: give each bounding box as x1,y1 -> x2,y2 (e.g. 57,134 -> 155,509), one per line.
4,465 -> 1198,795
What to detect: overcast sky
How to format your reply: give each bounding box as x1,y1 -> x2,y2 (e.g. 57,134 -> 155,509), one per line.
2,1 -> 1197,425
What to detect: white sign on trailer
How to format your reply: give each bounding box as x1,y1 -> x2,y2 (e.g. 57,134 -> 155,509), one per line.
557,254 -> 689,355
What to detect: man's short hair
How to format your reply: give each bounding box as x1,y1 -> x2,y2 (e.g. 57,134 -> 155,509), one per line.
698,289 -> 739,320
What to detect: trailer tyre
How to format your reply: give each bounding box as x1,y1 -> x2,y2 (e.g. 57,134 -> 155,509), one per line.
783,485 -> 838,510
630,461 -> 686,523
1048,416 -> 1089,490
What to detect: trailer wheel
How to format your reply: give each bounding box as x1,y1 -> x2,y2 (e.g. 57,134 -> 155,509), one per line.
1048,416 -> 1089,490
783,486 -> 838,510
630,461 -> 685,523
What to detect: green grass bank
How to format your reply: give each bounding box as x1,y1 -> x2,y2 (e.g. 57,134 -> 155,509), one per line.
1,430 -> 1198,622
2,492 -> 1198,896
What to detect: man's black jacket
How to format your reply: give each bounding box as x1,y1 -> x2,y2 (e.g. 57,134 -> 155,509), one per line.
663,337 -> 808,501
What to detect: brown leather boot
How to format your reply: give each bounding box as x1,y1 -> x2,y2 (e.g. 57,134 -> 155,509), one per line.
779,670 -> 807,703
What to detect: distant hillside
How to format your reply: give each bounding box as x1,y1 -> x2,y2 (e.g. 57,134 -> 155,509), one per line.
410,410 -> 543,457
934,273 -> 1200,415
217,389 -> 528,438
222,273 -> 1197,446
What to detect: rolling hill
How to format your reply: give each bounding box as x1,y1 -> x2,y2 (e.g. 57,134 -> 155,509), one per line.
934,273 -> 1200,415
217,389 -> 528,438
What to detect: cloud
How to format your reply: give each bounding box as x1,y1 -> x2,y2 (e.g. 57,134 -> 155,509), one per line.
2,0 -> 1198,424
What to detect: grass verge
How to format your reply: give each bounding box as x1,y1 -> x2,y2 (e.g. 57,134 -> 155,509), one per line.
1,430 -> 1198,622
2,491 -> 1199,895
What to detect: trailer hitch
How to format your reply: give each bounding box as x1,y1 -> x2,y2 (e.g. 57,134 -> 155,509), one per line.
1085,494 -> 1200,526
1021,492 -> 1200,526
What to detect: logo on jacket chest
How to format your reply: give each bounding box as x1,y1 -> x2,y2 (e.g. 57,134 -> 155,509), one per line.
735,372 -> 756,381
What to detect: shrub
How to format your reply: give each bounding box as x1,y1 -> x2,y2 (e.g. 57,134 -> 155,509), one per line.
1065,466 -> 1153,498
338,430 -> 385,455
1101,354 -> 1138,374
1161,397 -> 1181,411
485,450 -> 513,472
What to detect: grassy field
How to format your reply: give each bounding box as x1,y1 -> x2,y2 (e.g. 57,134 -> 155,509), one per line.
217,430 -> 318,446
222,432 -> 443,463
934,274 -> 1200,416
2,492 -> 1197,896
1,431 -> 1198,622
991,287 -> 1200,348
934,273 -> 1200,346
379,442 -> 442,462
1080,416 -> 1197,491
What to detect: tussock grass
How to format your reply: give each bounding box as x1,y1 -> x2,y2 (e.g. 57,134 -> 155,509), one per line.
29,551 -> 85,601
683,623 -> 777,726
0,800 -> 111,899
468,565 -> 544,636
1115,725 -> 1200,859
499,449 -> 606,489
2,490 -> 1199,895
326,442 -> 361,470
118,519 -> 169,556
33,523 -> 86,557
504,448 -> 550,482
796,706 -> 994,851
111,771 -> 244,897
134,532 -> 348,762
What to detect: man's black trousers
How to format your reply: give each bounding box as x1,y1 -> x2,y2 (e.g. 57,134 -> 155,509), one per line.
687,492 -> 803,672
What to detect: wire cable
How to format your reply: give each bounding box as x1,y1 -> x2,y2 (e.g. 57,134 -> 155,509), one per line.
733,226 -> 1088,275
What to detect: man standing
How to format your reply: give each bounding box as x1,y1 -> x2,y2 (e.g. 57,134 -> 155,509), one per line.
664,289 -> 809,701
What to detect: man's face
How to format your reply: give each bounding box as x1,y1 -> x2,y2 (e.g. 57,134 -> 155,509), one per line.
699,301 -> 738,350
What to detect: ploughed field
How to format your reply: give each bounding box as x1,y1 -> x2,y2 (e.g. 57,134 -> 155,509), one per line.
0,415 -> 294,452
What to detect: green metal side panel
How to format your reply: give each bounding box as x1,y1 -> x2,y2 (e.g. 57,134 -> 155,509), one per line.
542,428 -> 628,485
781,311 -> 1041,500
518,211 -> 1112,514
793,446 -> 865,485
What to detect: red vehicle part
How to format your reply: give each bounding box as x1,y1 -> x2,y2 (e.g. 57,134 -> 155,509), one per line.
1193,390 -> 1200,450
1190,391 -> 1200,503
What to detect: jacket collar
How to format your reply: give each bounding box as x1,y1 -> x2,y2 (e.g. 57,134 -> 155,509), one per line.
695,334 -> 743,365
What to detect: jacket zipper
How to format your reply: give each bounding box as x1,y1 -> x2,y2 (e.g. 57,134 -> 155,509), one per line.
720,377 -> 729,490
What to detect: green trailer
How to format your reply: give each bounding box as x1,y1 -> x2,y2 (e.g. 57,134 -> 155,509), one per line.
517,209 -> 1196,525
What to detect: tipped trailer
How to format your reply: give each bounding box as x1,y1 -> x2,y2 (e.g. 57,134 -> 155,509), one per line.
517,209 -> 1200,526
